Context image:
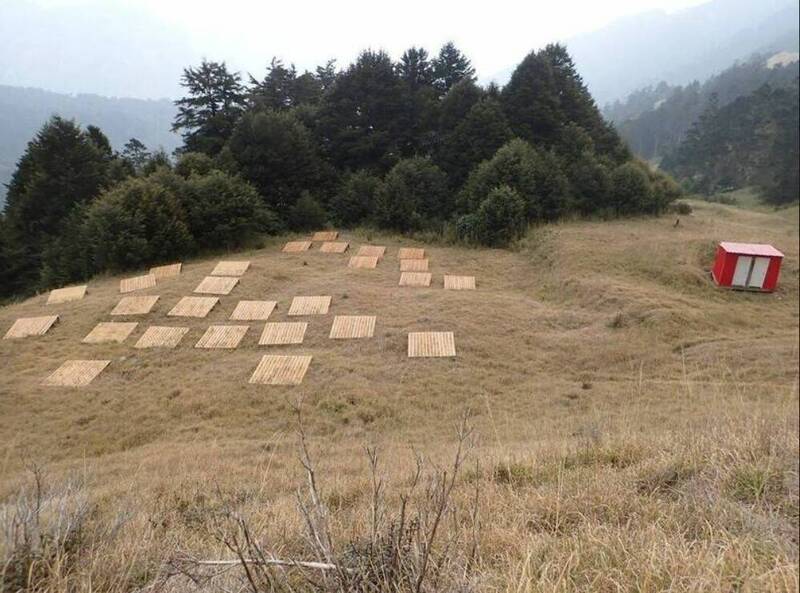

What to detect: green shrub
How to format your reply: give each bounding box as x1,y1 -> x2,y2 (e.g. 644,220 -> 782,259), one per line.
331,171 -> 382,226
672,201 -> 693,215
376,157 -> 449,231
287,191 -> 328,231
182,170 -> 281,248
611,162 -> 654,215
473,185 -> 527,246
175,152 -> 215,178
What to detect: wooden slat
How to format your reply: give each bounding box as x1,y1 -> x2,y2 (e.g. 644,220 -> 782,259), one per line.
82,322 -> 137,344
400,259 -> 429,272
195,325 -> 248,349
408,332 -> 456,357
4,316 -> 59,339
194,276 -> 239,295
135,326 -> 189,349
320,241 -> 349,253
357,245 -> 386,258
399,272 -> 432,287
283,241 -> 312,253
230,300 -> 277,321
168,296 -> 219,318
149,262 -> 182,279
120,274 -> 156,294
258,322 -> 307,345
43,360 -> 110,387
312,231 -> 339,241
211,261 -> 250,276
329,315 -> 376,339
249,355 -> 312,385
398,247 -> 425,260
111,295 -> 159,316
348,256 -> 379,269
47,285 -> 87,304
443,275 -> 476,290
288,296 -> 331,316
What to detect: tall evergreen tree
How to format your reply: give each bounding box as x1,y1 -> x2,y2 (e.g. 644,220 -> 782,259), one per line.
3,116 -> 109,292
172,60 -> 246,156
438,79 -> 484,134
249,58 -> 298,110
315,50 -> 406,171
122,138 -> 151,173
398,47 -> 434,90
432,42 -> 476,95
501,50 -> 562,146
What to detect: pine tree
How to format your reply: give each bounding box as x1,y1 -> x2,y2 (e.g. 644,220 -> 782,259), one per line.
501,50 -> 562,146
438,79 -> 483,134
432,42 -> 476,95
398,47 -> 434,91
122,138 -> 151,173
250,58 -> 298,110
172,60 -> 247,156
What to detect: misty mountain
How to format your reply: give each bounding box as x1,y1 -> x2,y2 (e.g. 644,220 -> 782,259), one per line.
0,85 -> 180,206
487,0 -> 799,107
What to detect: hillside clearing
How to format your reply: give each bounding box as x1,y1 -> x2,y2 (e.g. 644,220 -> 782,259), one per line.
0,200 -> 798,591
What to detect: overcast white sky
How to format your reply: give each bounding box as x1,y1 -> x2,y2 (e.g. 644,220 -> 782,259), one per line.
29,0 -> 709,80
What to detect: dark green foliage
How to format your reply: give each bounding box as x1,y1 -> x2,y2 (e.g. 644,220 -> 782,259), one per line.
141,149 -> 172,175
570,153 -> 613,215
376,157 -> 449,231
181,170 -> 280,248
432,42 -> 476,96
287,191 -> 328,231
172,60 -> 247,156
438,79 -> 484,134
228,109 -> 323,212
610,162 -> 654,215
249,58 -> 325,111
662,81 -> 799,203
437,98 -> 513,188
3,116 -> 110,294
471,185 -> 527,246
330,171 -> 382,226
121,138 -> 150,173
316,50 -> 407,171
39,204 -> 94,287
175,152 -> 215,178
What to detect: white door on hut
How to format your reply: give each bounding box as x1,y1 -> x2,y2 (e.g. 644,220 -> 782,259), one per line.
748,257 -> 770,288
732,256 -> 752,287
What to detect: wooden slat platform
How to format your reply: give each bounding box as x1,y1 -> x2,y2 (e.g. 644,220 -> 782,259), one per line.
4,316 -> 59,339
329,315 -> 376,339
111,295 -> 159,316
399,272 -> 432,287
283,241 -> 312,253
135,326 -> 189,349
258,322 -> 308,345
120,274 -> 156,294
312,231 -> 339,241
194,276 -> 239,295
320,241 -> 349,253
168,296 -> 219,318
348,256 -> 379,269
230,300 -> 277,321
211,261 -> 250,276
43,360 -> 110,387
357,245 -> 386,258
408,332 -> 456,357
47,285 -> 87,304
150,262 -> 182,279
398,247 -> 425,260
249,355 -> 312,385
288,296 -> 331,316
195,325 -> 248,349
82,322 -> 138,344
400,259 -> 429,272
443,275 -> 476,290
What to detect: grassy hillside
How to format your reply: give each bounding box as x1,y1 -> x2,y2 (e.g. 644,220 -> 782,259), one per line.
0,201 -> 798,591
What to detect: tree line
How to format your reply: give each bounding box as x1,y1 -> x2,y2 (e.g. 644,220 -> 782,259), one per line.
0,42 -> 681,299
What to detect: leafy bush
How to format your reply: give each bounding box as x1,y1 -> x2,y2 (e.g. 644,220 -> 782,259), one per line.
610,162 -> 654,215
175,151 -> 215,177
672,201 -> 693,215
376,157 -> 449,231
331,171 -> 382,226
182,170 -> 281,248
287,191 -> 328,231
473,185 -> 527,246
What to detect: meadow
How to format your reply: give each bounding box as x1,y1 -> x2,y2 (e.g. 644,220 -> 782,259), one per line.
0,199 -> 797,592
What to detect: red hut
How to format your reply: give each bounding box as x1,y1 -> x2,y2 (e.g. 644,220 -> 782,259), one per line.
711,242 -> 784,292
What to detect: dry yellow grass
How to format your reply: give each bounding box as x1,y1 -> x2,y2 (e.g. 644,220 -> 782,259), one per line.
0,201 -> 797,592
313,231 -> 339,242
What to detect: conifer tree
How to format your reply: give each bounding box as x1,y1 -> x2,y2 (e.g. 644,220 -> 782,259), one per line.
432,42 -> 476,95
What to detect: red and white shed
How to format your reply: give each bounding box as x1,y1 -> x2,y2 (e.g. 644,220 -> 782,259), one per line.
711,242 -> 784,292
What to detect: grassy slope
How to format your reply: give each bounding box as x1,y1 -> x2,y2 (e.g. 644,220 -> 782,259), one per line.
0,199 -> 798,591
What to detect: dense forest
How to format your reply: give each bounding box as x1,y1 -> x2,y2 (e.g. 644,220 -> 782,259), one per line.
0,43 -> 681,299
661,80 -> 799,203
605,54 -> 800,161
